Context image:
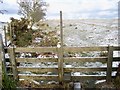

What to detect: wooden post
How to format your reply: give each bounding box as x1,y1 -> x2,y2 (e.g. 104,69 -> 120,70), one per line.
58,11 -> 64,84
4,26 -> 7,46
0,34 -> 7,88
9,23 -> 13,44
106,46 -> 113,84
60,11 -> 63,47
0,34 -> 3,89
9,46 -> 18,81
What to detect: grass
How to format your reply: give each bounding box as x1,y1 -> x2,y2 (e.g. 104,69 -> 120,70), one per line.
2,62 -> 17,89
113,76 -> 120,88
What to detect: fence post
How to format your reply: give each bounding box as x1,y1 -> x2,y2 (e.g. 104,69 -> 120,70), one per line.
0,34 -> 7,88
9,23 -> 13,44
9,46 -> 18,81
0,34 -> 3,89
4,26 -> 7,46
58,44 -> 64,84
106,46 -> 113,84
58,11 -> 64,85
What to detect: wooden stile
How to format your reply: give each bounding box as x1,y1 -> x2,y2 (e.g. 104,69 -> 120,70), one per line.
2,15 -> 120,88
0,34 -> 8,89
1,11 -> 120,88
3,45 -> 120,88
9,47 -> 18,81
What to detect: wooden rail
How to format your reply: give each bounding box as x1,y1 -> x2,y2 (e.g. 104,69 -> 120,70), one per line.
17,67 -> 58,73
64,57 -> 107,63
14,47 -> 57,53
63,46 -> 108,52
18,74 -> 58,81
64,67 -> 117,72
16,58 -> 58,63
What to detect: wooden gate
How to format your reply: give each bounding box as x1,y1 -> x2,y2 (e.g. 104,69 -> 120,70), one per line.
1,41 -> 120,88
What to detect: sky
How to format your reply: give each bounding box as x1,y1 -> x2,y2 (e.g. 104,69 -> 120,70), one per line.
0,0 -> 119,22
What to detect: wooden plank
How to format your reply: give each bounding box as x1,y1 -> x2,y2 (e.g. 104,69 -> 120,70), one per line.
64,46 -> 108,52
113,46 -> 120,51
9,47 -> 18,81
17,84 -> 63,88
18,74 -> 58,80
64,57 -> 107,63
16,58 -> 58,63
64,67 -> 107,72
113,57 -> 120,61
17,67 -> 117,73
64,67 -> 117,72
15,47 -> 57,53
17,67 -> 58,73
106,46 -> 113,84
71,75 -> 106,81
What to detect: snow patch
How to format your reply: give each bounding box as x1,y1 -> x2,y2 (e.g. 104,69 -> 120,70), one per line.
95,80 -> 106,84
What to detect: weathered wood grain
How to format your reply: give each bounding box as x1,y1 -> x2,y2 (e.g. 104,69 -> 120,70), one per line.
64,57 -> 107,63
64,46 -> 108,52
16,58 -> 58,63
18,74 -> 58,80
9,47 -> 18,81
15,47 -> 57,53
17,67 -> 58,73
106,46 -> 113,84
64,67 -> 117,72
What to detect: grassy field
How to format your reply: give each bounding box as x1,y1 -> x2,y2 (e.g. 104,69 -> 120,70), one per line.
45,19 -> 118,47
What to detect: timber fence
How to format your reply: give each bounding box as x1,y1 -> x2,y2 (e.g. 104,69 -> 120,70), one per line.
0,35 -> 120,88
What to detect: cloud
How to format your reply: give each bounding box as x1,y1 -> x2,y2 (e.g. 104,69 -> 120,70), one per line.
0,0 -> 119,22
45,0 -> 119,19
